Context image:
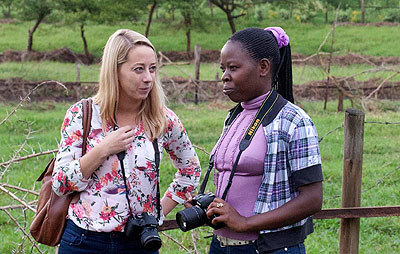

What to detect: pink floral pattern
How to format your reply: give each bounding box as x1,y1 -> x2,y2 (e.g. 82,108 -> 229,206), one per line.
52,99 -> 200,232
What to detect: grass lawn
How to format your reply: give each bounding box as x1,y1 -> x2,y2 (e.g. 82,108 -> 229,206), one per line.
1,99 -> 400,253
1,20 -> 400,57
1,61 -> 399,85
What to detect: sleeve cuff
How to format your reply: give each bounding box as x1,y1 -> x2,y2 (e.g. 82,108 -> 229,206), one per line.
165,190 -> 186,204
292,164 -> 323,189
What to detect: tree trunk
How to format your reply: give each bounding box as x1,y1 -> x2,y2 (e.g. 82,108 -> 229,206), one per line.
226,12 -> 236,34
145,0 -> 157,38
184,12 -> 191,57
360,0 -> 365,23
325,0 -> 329,23
80,24 -> 92,64
27,14 -> 45,52
186,29 -> 191,57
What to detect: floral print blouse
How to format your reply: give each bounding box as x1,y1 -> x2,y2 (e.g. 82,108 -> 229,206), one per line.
52,99 -> 201,232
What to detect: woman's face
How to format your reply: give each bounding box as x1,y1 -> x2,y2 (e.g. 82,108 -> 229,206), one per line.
220,41 -> 270,103
118,45 -> 157,102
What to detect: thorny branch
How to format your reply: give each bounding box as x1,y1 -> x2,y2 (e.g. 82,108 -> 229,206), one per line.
0,183 -> 39,196
160,232 -> 192,253
0,121 -> 33,181
0,80 -> 67,127
3,209 -> 44,254
0,185 -> 36,213
0,148 -> 57,168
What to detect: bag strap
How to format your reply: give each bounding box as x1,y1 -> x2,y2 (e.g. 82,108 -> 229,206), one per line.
81,98 -> 93,156
37,99 -> 93,182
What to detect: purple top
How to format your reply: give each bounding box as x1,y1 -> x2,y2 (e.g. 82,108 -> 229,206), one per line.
211,92 -> 268,241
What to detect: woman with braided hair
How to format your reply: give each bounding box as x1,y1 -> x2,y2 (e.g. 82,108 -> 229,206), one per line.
205,27 -> 323,253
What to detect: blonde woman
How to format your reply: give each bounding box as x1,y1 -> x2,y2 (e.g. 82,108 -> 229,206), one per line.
52,29 -> 201,254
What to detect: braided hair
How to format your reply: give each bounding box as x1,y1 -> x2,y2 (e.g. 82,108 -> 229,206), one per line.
228,27 -> 294,103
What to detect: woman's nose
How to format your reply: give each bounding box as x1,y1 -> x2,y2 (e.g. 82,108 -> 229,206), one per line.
221,71 -> 230,82
143,70 -> 153,83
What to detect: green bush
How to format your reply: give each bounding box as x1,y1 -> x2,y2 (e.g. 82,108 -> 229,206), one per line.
383,9 -> 400,22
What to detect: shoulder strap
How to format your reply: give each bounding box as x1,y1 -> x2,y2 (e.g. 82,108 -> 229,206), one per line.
224,104 -> 243,127
81,98 -> 92,156
152,139 -> 161,221
37,99 -> 93,182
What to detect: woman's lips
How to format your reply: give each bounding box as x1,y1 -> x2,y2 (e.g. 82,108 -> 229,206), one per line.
139,87 -> 151,93
223,86 -> 234,95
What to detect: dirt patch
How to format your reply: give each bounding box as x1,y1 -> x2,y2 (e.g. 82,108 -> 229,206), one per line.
1,48 -> 399,66
337,21 -> 399,27
0,18 -> 15,24
294,77 -> 400,101
292,53 -> 400,66
1,77 -> 400,103
0,48 -> 95,64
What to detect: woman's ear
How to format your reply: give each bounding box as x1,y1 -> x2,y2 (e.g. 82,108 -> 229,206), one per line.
259,58 -> 271,77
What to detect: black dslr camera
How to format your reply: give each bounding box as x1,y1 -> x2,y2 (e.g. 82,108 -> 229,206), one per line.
125,212 -> 161,251
176,193 -> 224,232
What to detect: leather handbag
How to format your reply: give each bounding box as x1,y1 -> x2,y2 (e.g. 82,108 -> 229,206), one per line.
30,99 -> 92,246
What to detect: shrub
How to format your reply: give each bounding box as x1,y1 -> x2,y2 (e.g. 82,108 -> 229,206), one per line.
383,9 -> 400,22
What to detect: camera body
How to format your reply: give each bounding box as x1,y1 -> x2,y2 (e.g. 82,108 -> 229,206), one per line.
125,212 -> 161,251
176,192 -> 224,232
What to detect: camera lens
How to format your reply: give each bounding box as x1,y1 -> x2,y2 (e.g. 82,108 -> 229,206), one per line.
141,228 -> 162,251
176,206 -> 206,232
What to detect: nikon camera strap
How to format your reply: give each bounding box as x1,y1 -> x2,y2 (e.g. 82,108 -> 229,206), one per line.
198,89 -> 280,200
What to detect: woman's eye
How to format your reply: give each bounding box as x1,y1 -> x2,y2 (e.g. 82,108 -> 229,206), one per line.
134,67 -> 143,72
149,66 -> 157,72
229,66 -> 237,71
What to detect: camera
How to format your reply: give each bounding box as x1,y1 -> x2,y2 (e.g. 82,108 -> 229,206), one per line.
125,212 -> 161,251
176,193 -> 224,232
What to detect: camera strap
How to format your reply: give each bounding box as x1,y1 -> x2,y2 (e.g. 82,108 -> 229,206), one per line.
199,89 -> 280,200
115,124 -> 161,221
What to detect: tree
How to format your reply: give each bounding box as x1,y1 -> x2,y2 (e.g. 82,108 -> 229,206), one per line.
168,0 -> 205,56
210,0 -> 251,34
145,0 -> 157,37
59,0 -> 101,64
18,0 -> 55,52
0,0 -> 14,18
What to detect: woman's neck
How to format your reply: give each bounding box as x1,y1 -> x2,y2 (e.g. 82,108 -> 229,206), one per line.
116,97 -> 142,127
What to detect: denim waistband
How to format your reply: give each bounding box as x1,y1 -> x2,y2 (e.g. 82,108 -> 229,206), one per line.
65,219 -> 127,240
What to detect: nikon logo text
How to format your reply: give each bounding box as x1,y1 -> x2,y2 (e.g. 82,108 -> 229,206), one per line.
248,119 -> 261,136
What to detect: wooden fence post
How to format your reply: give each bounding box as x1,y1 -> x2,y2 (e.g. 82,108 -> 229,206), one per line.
75,62 -> 81,101
339,108 -> 365,254
194,45 -> 201,105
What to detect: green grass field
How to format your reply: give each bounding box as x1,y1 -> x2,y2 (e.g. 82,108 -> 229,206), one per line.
1,99 -> 400,253
1,20 -> 400,57
1,61 -> 399,86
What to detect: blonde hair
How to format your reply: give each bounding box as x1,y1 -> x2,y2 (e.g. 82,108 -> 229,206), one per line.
93,29 -> 167,140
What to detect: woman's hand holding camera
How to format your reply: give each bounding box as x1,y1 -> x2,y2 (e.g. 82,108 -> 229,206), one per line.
206,198 -> 250,233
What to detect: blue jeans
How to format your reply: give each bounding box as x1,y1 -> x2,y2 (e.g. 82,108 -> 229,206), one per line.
59,220 -> 159,254
209,236 -> 258,254
265,243 -> 306,254
209,236 -> 306,254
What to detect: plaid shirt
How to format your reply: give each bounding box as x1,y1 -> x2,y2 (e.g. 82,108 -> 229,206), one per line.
222,93 -> 322,235
254,100 -> 321,233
